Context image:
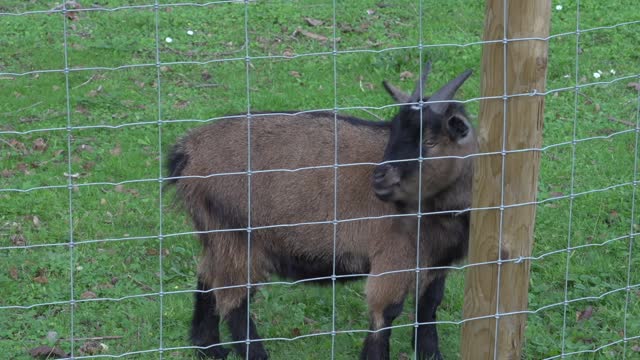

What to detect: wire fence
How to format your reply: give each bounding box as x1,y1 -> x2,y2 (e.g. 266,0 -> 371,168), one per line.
1,0 -> 639,359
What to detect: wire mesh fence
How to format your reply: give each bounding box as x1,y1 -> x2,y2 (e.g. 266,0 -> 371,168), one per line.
0,0 -> 639,359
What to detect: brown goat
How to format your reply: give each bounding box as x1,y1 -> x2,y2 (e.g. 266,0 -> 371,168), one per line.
167,63 -> 476,360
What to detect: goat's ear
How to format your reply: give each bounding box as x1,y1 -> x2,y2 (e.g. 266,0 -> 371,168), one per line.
446,114 -> 471,141
383,81 -> 410,104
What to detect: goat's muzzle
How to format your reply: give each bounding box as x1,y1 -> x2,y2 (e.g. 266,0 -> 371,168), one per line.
372,164 -> 401,201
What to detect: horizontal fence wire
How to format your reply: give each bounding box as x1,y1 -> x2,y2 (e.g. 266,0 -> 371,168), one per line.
1,1 -> 639,359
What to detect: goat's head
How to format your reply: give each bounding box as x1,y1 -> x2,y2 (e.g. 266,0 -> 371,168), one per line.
372,62 -> 476,209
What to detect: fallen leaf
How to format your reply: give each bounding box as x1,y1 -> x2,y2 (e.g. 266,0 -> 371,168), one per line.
28,345 -> 68,358
81,291 -> 97,299
1,169 -> 14,178
576,305 -> 593,321
550,191 -> 564,197
33,138 -> 48,152
304,17 -> 324,27
174,100 -> 190,109
366,9 -> 376,15
631,345 -> 640,352
33,274 -> 49,285
294,27 -> 328,42
594,103 -> 601,112
63,172 -> 80,179
46,331 -> 58,343
303,317 -> 317,325
11,234 -> 26,246
79,341 -> 104,355
75,104 -> 90,115
114,184 -> 125,193
8,139 -> 27,153
9,267 -> 19,280
291,327 -> 301,337
82,161 -> 96,171
146,248 -> 169,256
110,144 -> 122,156
283,48 -> 295,58
32,215 -> 41,228
400,71 -> 414,81
628,82 -> 640,91
289,71 -> 302,78
87,85 -> 103,97
111,276 -> 119,285
17,163 -> 31,175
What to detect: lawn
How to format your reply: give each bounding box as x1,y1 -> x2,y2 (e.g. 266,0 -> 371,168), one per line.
1,0 -> 639,359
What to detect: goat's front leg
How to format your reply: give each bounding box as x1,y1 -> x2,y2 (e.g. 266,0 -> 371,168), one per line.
360,269 -> 411,360
414,275 -> 446,360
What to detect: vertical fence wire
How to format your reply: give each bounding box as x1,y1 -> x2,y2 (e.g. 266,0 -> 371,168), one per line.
243,1 -> 254,358
622,72 -> 640,358
491,0 -> 509,357
560,0 -> 582,356
330,0 -> 339,358
61,2 -> 76,358
153,1 -> 165,357
413,0 -> 426,357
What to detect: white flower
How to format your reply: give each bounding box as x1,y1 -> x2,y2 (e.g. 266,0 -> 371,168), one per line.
187,30 -> 194,36
563,74 -> 570,78
610,69 -> 616,75
593,72 -> 601,79
165,37 -> 173,43
597,70 -> 603,75
555,5 -> 563,11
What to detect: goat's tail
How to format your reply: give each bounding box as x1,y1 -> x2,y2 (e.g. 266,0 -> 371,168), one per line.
166,141 -> 188,186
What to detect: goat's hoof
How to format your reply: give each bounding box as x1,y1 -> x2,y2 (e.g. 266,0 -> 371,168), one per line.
195,346 -> 231,359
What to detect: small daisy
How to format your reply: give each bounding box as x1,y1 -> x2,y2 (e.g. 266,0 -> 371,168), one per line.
555,5 -> 563,11
187,30 -> 194,36
165,37 -> 173,43
593,72 -> 601,79
610,69 -> 616,75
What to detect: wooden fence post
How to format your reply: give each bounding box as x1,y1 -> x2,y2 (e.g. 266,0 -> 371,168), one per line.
460,1 -> 551,359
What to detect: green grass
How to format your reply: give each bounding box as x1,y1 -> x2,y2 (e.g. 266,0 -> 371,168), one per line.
1,0 -> 639,359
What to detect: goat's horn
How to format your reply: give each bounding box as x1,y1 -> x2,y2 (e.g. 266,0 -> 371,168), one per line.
427,69 -> 473,115
408,60 -> 433,104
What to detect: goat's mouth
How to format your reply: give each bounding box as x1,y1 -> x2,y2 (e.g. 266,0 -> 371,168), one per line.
373,185 -> 395,201
372,164 -> 401,202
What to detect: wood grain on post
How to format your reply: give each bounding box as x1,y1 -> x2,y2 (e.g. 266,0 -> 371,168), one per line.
461,1 -> 550,359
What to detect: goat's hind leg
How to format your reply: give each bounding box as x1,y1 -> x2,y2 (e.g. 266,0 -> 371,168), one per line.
214,259 -> 269,360
191,278 -> 231,359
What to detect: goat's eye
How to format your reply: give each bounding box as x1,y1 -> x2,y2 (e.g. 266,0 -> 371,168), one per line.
424,140 -> 437,148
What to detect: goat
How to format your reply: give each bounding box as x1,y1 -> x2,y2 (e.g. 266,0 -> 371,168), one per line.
167,63 -> 476,360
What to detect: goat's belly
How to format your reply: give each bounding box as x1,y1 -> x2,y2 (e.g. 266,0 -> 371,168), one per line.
272,252 -> 370,285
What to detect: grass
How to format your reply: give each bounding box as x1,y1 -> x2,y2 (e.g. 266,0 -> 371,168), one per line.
1,0 -> 639,359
